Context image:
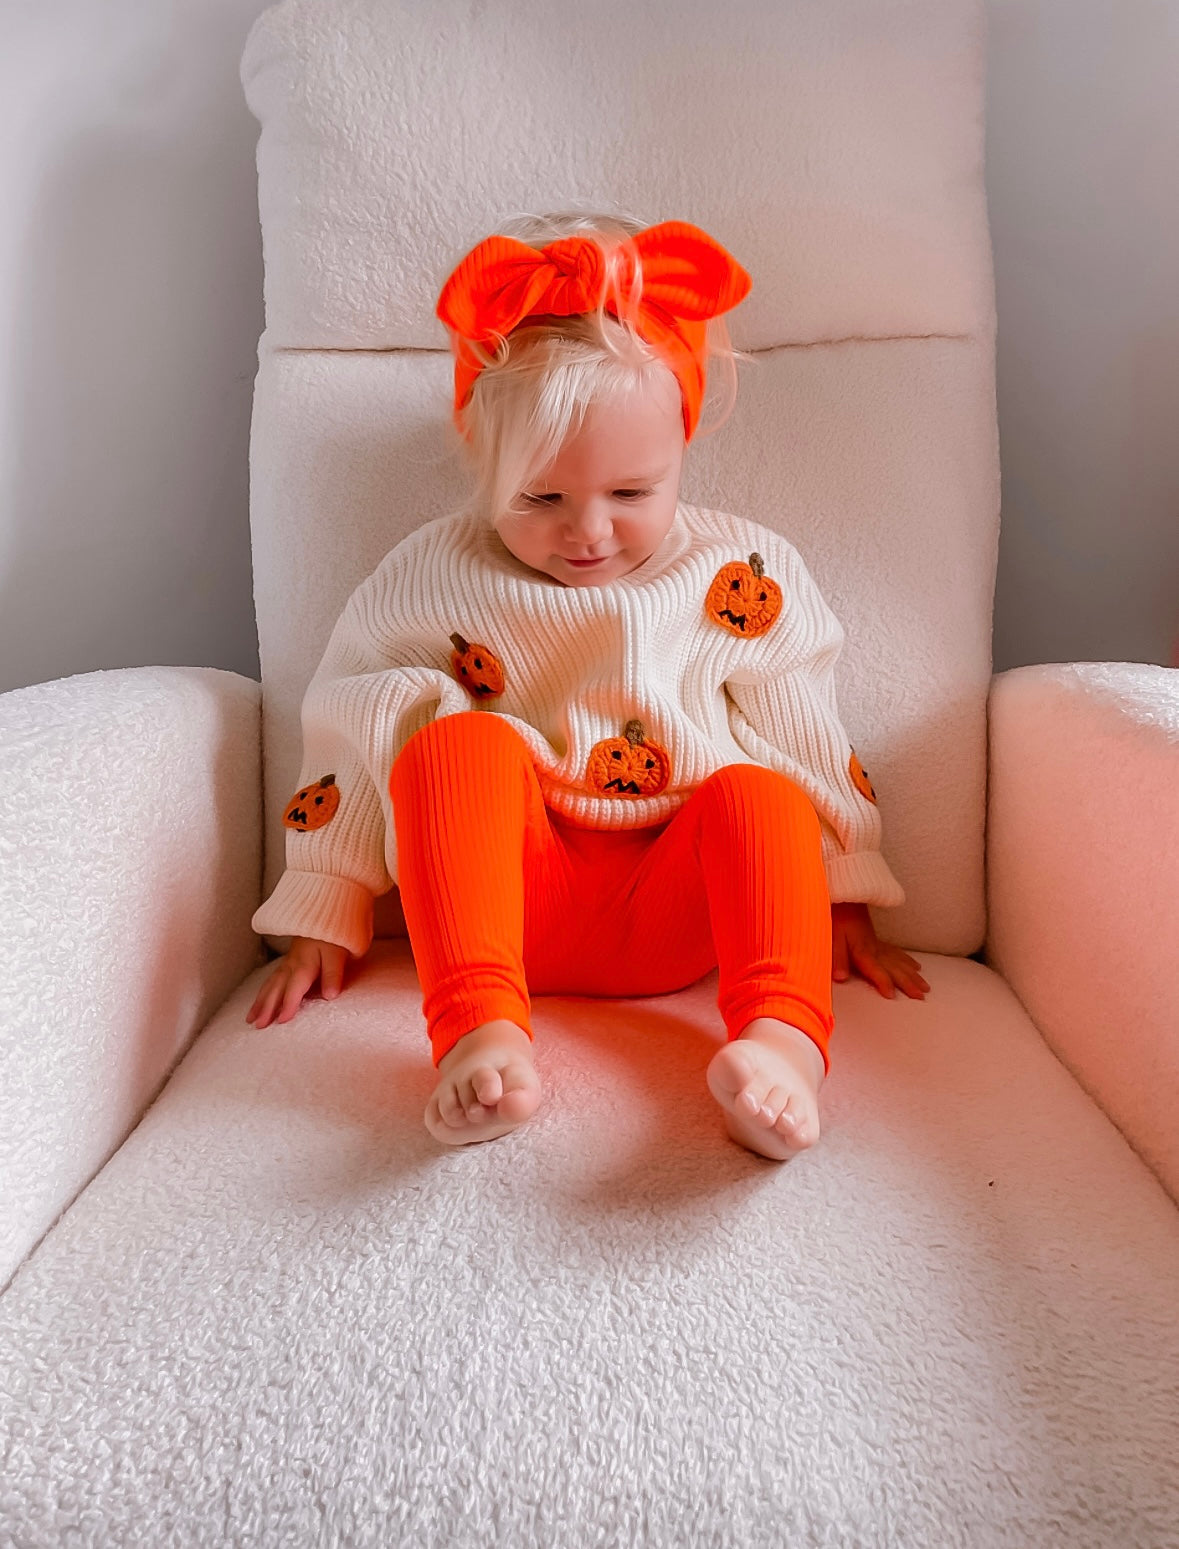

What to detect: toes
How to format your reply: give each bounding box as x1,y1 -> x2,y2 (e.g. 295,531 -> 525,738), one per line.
715,1044 -> 759,1101
471,1065 -> 505,1108
738,1071 -> 773,1120
456,1072 -> 491,1120
434,1061 -> 538,1131
437,1086 -> 470,1128
774,1095 -> 816,1145
759,1084 -> 792,1124
496,1060 -> 541,1122
737,1089 -> 765,1119
711,1045 -> 772,1117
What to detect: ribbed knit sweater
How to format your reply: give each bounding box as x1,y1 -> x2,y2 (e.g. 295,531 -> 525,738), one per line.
252,501 -> 906,957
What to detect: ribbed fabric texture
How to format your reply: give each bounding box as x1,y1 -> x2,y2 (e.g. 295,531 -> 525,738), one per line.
390,712 -> 835,1070
251,501 -> 905,957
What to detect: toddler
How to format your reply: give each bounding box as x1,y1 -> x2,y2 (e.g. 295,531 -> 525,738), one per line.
247,212 -> 929,1161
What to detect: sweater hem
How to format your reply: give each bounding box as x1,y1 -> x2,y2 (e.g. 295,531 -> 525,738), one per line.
252,870 -> 375,958
824,849 -> 906,908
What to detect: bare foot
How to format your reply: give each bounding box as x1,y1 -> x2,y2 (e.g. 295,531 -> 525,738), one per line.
425,1019 -> 543,1147
707,1017 -> 826,1162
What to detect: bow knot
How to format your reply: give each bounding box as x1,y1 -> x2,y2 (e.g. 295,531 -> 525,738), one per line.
537,237 -> 617,316
436,220 -> 751,441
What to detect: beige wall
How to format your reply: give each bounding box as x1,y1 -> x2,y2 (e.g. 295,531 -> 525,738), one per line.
1,1 -> 1175,693
986,0 -> 1179,670
0,0 -> 269,695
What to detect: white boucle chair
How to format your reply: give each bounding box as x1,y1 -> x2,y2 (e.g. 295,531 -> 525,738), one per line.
1,1 -> 1177,1543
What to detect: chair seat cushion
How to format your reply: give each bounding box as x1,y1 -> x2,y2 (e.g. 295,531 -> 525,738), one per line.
2,942 -> 1176,1544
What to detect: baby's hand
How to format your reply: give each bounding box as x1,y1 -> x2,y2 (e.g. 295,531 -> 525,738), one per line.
831,902 -> 929,1000
246,936 -> 350,1028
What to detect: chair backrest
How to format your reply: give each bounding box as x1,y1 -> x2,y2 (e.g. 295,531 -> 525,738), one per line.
240,0 -> 998,954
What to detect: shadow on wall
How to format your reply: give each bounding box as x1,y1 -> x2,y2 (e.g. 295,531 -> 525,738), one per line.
1,28 -> 266,695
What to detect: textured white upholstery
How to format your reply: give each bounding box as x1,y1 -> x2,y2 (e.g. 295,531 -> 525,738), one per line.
244,0 -> 993,352
1,944 -> 1177,1544
0,1 -> 1176,1544
986,660 -> 1179,1199
0,668 -> 262,1290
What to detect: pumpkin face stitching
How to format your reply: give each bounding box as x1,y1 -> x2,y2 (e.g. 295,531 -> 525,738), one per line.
449,632 -> 506,700
704,551 -> 783,637
283,773 -> 340,832
585,719 -> 671,798
849,748 -> 878,805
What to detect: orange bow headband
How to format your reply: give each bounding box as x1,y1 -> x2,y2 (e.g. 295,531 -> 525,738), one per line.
435,219 -> 752,442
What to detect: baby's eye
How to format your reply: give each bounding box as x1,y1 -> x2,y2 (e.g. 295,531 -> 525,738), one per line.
521,489 -> 651,503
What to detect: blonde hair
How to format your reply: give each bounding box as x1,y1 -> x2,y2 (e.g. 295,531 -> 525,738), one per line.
438,209 -> 755,525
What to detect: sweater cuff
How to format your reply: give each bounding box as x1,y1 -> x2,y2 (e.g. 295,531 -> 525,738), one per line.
251,870 -> 375,958
824,849 -> 906,908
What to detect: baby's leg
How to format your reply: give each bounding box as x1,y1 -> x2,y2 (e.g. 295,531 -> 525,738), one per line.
698,765 -> 832,1160
390,712 -> 567,1147
618,762 -> 833,1162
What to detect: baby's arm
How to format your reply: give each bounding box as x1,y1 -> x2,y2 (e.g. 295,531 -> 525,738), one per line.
251,639 -> 398,964
250,539 -> 466,1014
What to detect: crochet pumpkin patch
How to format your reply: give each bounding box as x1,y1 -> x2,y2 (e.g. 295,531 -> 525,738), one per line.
849,748 -> 878,805
283,773 -> 340,832
705,551 -> 783,637
586,719 -> 670,798
449,632 -> 506,700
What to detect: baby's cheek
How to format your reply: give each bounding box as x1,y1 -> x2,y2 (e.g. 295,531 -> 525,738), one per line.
493,513 -> 549,570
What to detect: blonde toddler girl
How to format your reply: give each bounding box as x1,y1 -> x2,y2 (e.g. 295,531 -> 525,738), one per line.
247,211 -> 929,1161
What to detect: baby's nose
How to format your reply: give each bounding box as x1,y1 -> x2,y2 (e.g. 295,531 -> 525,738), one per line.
564,504 -> 613,542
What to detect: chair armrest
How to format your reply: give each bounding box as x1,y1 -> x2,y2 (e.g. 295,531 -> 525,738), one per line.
0,667 -> 263,1291
984,661 -> 1179,1201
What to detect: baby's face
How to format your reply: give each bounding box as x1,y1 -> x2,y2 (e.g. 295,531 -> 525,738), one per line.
494,377 -> 686,587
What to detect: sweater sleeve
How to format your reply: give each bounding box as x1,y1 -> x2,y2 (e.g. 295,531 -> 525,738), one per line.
722,537 -> 906,909
251,546 -> 468,956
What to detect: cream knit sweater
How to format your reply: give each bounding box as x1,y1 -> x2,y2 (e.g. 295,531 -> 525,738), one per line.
252,501 -> 906,957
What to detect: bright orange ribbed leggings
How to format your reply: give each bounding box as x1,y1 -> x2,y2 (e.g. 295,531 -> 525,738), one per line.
388,712 -> 834,1073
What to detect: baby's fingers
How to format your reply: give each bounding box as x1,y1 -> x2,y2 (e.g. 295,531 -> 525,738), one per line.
247,963 -> 313,1029
273,962 -> 318,1024
246,969 -> 290,1029
319,950 -> 347,1000
246,972 -> 283,1026
895,967 -> 929,999
888,949 -> 930,996
851,946 -> 895,998
897,950 -> 929,981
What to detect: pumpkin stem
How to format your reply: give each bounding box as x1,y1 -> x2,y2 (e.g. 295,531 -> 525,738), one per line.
749,552 -> 765,579
624,719 -> 646,746
319,774 -> 336,788
449,632 -> 469,653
